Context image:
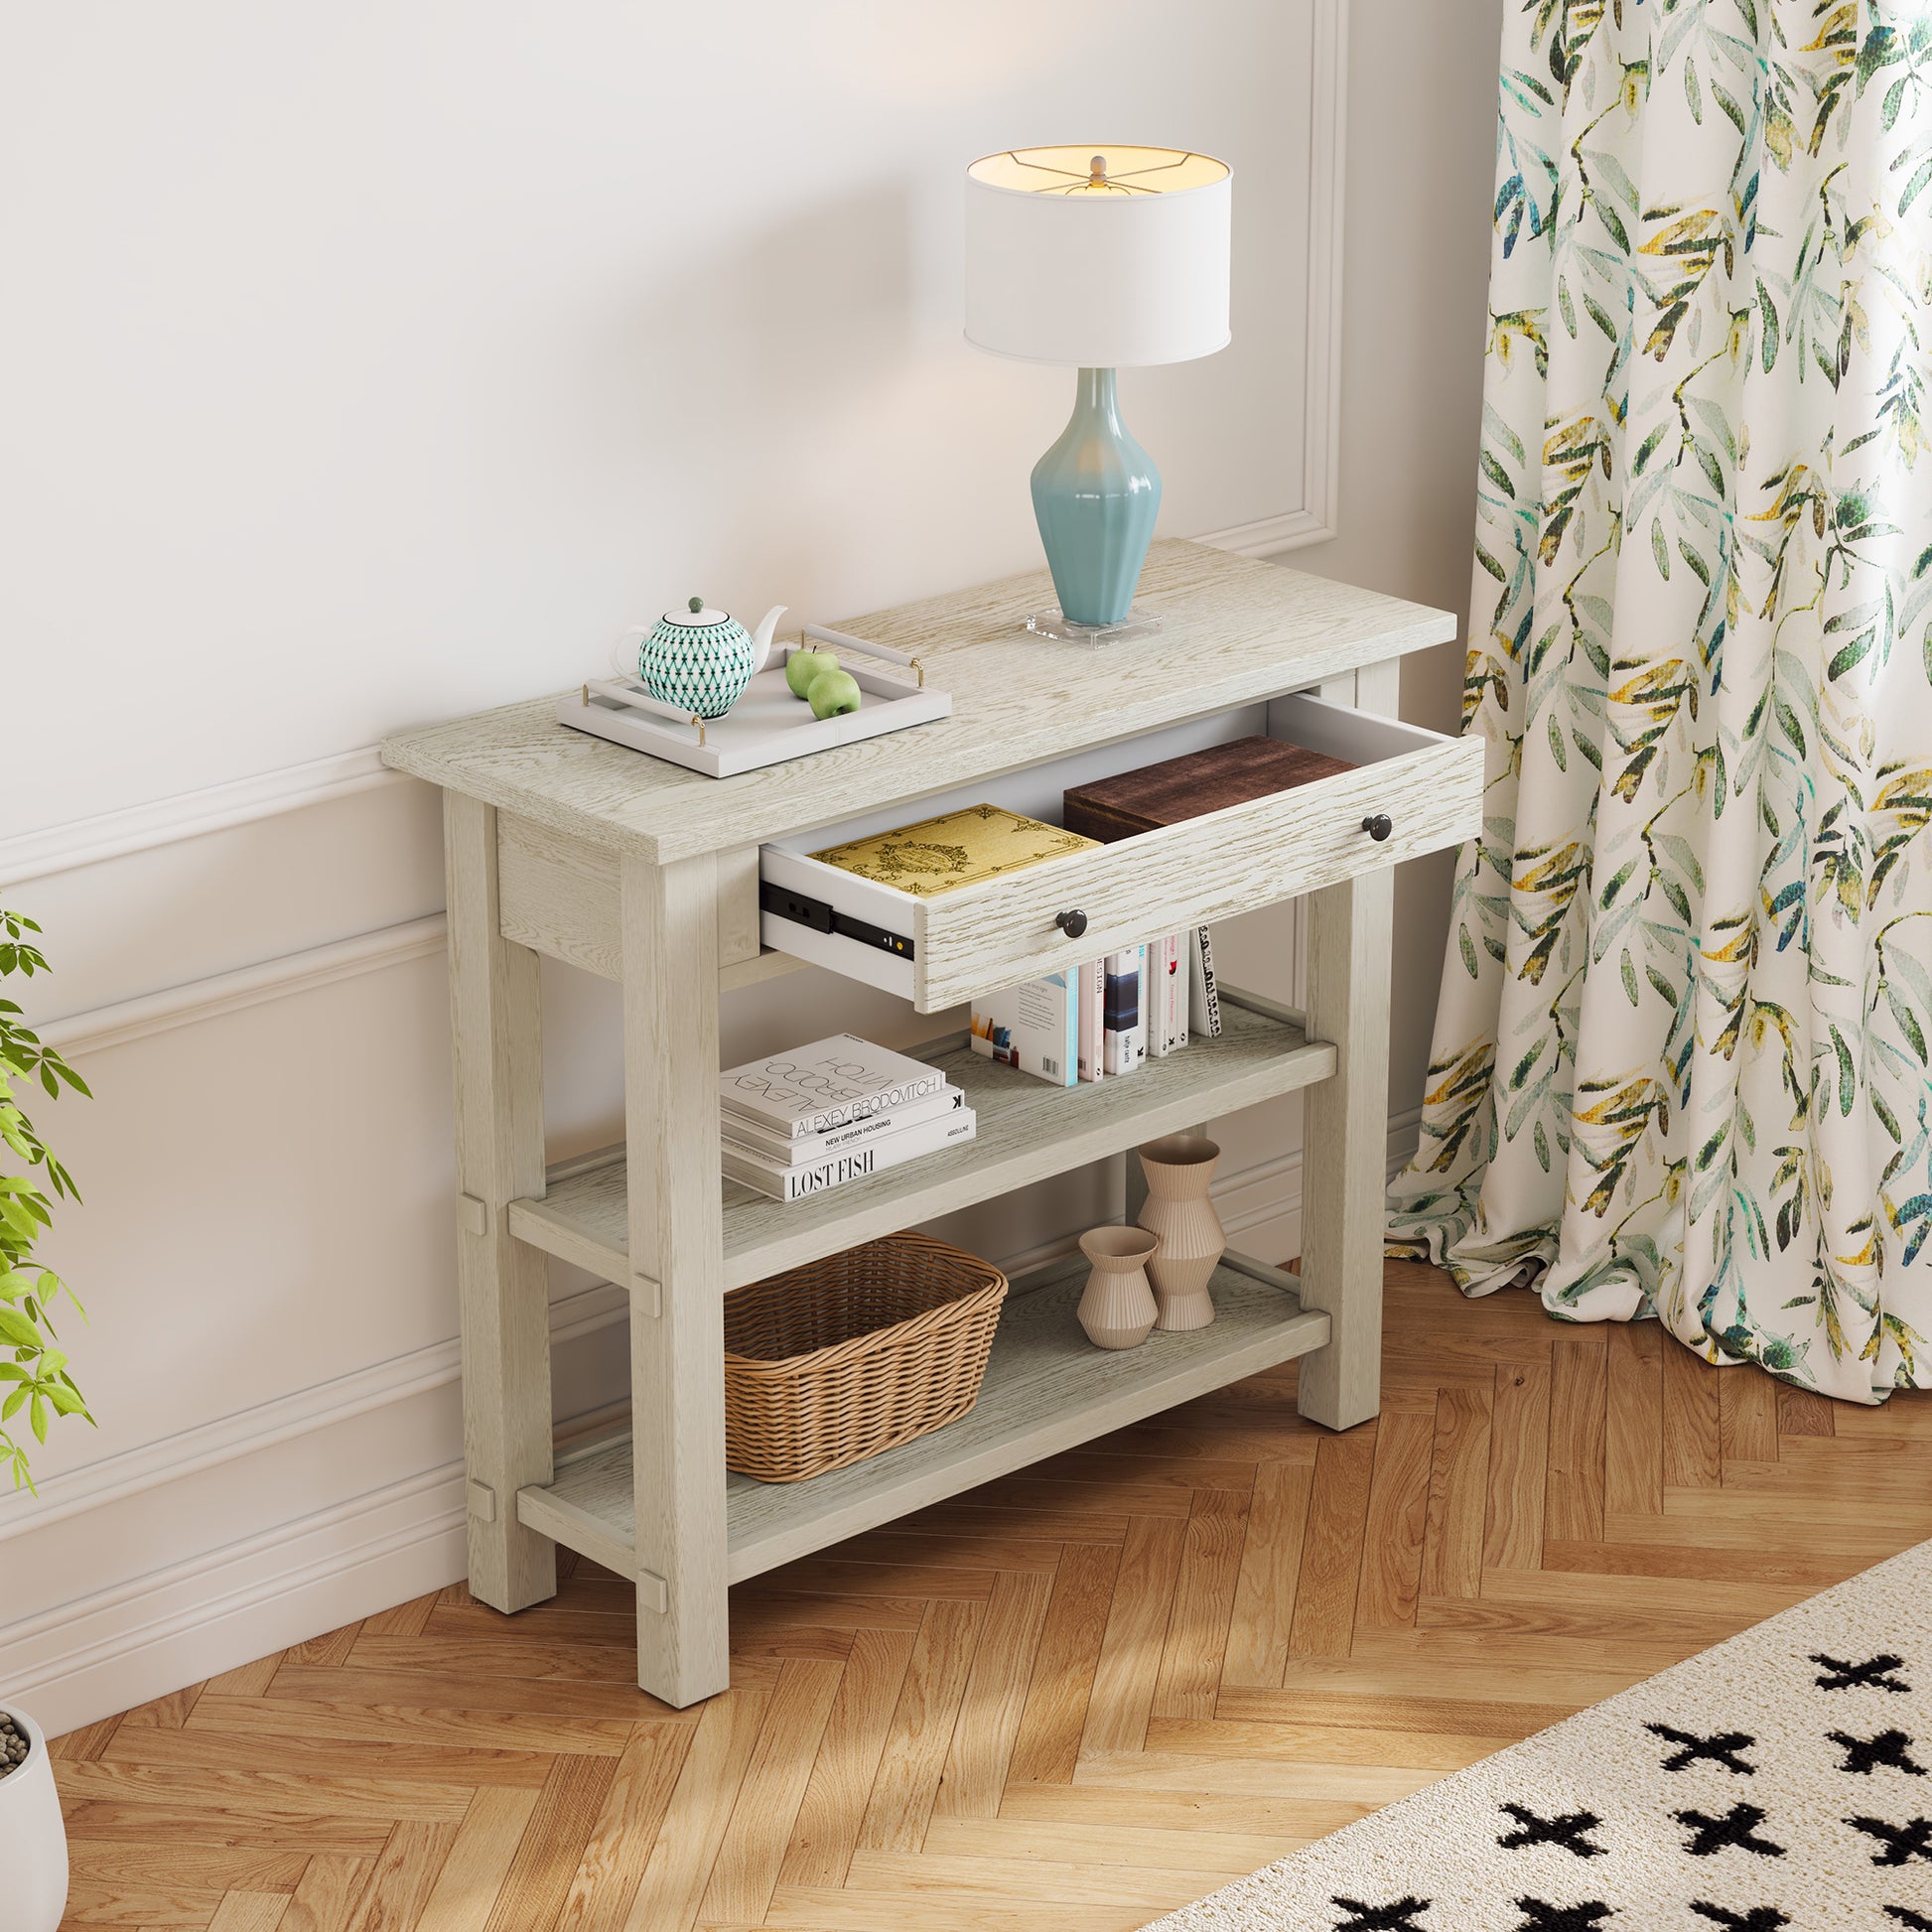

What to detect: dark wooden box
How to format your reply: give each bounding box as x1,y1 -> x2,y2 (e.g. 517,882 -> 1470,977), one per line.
1062,735 -> 1357,843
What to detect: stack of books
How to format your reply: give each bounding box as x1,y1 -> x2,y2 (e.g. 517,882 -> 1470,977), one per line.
719,1034 -> 975,1202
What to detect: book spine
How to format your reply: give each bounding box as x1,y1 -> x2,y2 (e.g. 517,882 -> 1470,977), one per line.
1103,953 -> 1120,1076
1061,966 -> 1079,1089
1173,933 -> 1189,1052
1164,933 -> 1182,1054
1147,935 -> 1169,1058
1077,958 -> 1102,1082
1190,925 -> 1222,1038
720,1086 -> 962,1166
1088,956 -> 1105,1081
1103,947 -> 1142,1076
1124,943 -> 1147,1071
1164,933 -> 1183,1055
721,1066 -> 945,1140
722,1108 -> 977,1202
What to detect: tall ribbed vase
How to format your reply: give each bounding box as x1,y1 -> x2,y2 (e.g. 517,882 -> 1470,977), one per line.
1135,1135 -> 1225,1330
1030,367 -> 1162,627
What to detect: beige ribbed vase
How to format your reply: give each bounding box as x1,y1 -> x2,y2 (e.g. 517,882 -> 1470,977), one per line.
1075,1225 -> 1161,1350
1135,1134 -> 1225,1330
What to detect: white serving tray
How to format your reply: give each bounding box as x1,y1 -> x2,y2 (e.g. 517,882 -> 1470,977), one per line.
557,630 -> 951,779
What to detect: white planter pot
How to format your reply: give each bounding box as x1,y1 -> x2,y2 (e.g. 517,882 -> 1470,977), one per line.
0,1706 -> 69,1932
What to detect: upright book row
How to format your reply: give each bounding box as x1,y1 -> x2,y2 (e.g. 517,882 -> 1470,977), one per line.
715,932 -> 1226,1204
969,925 -> 1223,1088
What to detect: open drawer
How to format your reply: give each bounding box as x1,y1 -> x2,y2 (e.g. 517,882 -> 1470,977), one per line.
760,691 -> 1483,1013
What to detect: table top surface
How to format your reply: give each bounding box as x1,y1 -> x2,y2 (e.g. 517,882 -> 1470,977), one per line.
380,540 -> 1455,865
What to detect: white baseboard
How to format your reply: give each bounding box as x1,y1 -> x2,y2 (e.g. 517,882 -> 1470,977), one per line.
2,1461 -> 468,1736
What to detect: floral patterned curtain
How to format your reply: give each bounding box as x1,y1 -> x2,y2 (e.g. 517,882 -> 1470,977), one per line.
1388,0 -> 1932,1401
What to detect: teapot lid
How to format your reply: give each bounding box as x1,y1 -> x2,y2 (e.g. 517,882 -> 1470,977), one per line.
662,594 -> 731,627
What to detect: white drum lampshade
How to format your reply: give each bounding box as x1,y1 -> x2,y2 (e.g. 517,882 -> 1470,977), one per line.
963,145 -> 1232,633
964,145 -> 1231,368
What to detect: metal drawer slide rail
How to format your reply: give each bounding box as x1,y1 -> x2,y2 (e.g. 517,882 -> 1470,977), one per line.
759,880 -> 915,961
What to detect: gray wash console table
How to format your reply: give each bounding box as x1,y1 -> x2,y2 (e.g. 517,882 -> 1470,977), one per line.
382,539 -> 1475,1708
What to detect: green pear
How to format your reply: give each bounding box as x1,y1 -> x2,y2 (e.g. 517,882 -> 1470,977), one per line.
806,667 -> 863,720
785,647 -> 839,699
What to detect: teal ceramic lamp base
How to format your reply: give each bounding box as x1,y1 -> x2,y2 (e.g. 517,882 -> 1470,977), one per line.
1030,367 -> 1162,631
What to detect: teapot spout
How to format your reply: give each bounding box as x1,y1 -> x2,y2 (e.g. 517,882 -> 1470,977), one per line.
749,605 -> 787,676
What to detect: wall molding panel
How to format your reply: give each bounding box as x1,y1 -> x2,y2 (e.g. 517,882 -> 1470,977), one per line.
0,1273 -> 624,1547
38,913 -> 448,1057
0,745 -> 402,891
1198,0 -> 1349,558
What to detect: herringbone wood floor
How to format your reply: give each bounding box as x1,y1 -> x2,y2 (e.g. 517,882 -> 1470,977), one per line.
52,1261 -> 1932,1931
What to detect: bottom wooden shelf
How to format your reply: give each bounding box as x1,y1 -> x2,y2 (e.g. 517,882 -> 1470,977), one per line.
516,1247 -> 1327,1587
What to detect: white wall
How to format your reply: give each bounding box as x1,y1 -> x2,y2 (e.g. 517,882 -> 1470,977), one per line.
0,0 -> 1501,1731
1298,0 -> 1505,1114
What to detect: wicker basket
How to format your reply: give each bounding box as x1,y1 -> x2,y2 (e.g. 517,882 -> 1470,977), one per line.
723,1233 -> 1009,1482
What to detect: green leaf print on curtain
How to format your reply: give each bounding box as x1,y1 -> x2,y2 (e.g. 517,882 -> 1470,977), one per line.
1389,0 -> 1932,1401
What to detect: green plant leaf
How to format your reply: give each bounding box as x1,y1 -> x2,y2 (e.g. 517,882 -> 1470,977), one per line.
0,907 -> 90,1488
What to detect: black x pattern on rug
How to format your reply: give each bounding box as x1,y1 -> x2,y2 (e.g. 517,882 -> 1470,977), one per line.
1813,1653 -> 1914,1694
1831,1728 -> 1928,1776
1497,1803 -> 1607,1858
1509,1902 -> 1612,1931
1648,1723 -> 1758,1774
1675,1802 -> 1787,1860
1329,1898 -> 1433,1932
1847,1815 -> 1932,1866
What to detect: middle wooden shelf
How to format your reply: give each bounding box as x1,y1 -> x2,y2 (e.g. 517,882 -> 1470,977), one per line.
508,985 -> 1332,1294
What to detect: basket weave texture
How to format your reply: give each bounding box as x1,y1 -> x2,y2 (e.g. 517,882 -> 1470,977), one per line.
723,1233 -> 1009,1483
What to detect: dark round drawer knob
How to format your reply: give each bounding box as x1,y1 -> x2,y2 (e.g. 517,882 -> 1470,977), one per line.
1363,813 -> 1394,843
1055,908 -> 1089,939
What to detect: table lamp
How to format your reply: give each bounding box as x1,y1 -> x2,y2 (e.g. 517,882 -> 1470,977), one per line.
964,145 -> 1232,638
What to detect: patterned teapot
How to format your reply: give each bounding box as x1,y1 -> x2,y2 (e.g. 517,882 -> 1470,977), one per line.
616,597 -> 787,720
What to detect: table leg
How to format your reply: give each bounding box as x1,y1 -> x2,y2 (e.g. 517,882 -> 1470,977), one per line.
443,793 -> 556,1613
1297,656 -> 1401,1429
621,852 -> 730,1707
1296,862 -> 1394,1431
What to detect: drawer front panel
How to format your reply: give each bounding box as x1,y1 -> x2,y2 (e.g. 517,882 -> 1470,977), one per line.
911,734 -> 1482,1010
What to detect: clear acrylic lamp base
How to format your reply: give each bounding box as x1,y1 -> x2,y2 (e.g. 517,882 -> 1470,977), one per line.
1024,608 -> 1167,646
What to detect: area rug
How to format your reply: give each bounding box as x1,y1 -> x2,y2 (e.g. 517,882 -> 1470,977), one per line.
1149,1540 -> 1932,1930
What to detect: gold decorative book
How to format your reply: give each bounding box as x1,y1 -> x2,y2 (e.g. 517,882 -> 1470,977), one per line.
810,804 -> 1099,897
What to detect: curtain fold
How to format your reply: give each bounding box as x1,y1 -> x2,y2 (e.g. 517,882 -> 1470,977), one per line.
1389,0 -> 1932,1400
